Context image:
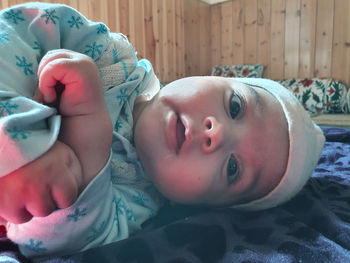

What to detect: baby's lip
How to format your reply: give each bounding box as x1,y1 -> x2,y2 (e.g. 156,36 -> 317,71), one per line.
165,112 -> 188,154
176,115 -> 185,153
166,111 -> 179,154
177,114 -> 191,154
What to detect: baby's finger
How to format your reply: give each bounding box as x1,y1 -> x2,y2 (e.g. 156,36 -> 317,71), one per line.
51,179 -> 79,209
38,58 -> 71,103
25,190 -> 57,218
1,207 -> 33,225
38,50 -> 72,78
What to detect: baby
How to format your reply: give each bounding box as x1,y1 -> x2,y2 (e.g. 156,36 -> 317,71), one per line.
134,75 -> 326,210
0,2 -> 325,260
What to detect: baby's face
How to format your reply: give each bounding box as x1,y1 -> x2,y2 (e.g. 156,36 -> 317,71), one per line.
134,76 -> 289,206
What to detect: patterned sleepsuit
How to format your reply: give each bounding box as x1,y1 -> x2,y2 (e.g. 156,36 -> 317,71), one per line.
0,2 -> 163,259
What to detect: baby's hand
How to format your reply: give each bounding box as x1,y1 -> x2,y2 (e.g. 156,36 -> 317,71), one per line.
35,49 -> 102,116
0,141 -> 82,224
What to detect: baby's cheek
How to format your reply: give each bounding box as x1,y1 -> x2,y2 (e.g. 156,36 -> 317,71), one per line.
156,170 -> 211,204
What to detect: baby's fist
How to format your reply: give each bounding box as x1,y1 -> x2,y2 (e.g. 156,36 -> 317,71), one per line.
0,141 -> 82,224
37,49 -> 101,116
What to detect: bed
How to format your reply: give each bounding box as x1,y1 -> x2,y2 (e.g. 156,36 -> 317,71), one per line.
1,2 -> 350,262
0,125 -> 349,262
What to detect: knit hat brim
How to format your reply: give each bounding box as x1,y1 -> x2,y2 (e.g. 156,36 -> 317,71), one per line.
231,78 -> 325,211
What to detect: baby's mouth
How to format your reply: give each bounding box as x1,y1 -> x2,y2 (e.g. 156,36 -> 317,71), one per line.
176,115 -> 186,153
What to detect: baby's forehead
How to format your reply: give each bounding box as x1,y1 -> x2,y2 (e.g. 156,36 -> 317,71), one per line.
173,76 -> 231,86
167,77 -> 284,114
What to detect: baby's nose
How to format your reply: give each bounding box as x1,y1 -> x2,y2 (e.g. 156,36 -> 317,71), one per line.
202,116 -> 223,153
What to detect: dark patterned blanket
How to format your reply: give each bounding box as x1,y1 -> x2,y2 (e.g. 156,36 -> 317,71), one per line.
1,126 -> 350,263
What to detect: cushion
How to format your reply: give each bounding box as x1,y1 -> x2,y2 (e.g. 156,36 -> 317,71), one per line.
211,64 -> 264,78
278,78 -> 350,115
278,78 -> 329,115
324,80 -> 349,113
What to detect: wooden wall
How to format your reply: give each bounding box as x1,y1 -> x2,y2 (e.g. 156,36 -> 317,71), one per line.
208,0 -> 350,87
1,0 -> 350,87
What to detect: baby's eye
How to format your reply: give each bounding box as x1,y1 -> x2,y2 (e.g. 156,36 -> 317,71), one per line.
229,93 -> 242,119
227,155 -> 239,184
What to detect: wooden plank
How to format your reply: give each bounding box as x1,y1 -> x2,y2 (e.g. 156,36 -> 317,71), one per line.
52,0 -> 78,9
114,0 -> 120,32
192,0 -> 200,75
331,0 -> 350,85
111,0 -> 120,32
210,4 -> 221,68
128,0 -> 136,48
161,0 -> 169,80
199,1 -> 211,75
6,0 -> 18,7
243,0 -> 258,64
77,0 -> 89,20
284,0 -> 300,78
106,0 -> 117,32
184,0 -> 200,76
270,0 -> 286,80
166,0 -> 176,80
89,0 -> 101,22
220,0 -> 233,65
68,0 -> 78,11
128,0 -> 145,59
144,0 -> 155,66
257,0 -> 271,77
175,0 -> 185,78
139,0 -> 147,59
232,0 -> 244,64
299,0 -> 316,78
156,0 -> 165,81
118,0 -> 129,37
0,0 -> 6,9
99,0 -> 108,28
314,0 -> 334,77
135,0 -> 146,59
152,0 -> 161,78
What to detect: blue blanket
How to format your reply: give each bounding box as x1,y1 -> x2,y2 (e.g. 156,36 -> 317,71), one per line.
1,125 -> 349,262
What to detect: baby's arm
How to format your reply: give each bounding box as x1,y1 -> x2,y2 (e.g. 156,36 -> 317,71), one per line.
0,141 -> 82,224
36,50 -> 113,188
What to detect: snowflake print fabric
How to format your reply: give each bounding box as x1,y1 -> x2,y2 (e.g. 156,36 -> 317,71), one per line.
0,2 -> 111,176
4,9 -> 25,24
15,56 -> 34,75
40,9 -> 59,25
0,32 -> 9,42
1,2 -> 162,259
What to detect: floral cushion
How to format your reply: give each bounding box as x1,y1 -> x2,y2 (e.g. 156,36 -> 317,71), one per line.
278,78 -> 329,115
211,64 -> 264,78
278,78 -> 349,115
324,80 -> 349,113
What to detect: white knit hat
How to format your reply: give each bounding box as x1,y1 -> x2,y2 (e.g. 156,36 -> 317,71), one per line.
231,78 -> 325,211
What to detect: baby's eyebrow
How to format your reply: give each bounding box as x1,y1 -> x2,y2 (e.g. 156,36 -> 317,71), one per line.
245,84 -> 264,114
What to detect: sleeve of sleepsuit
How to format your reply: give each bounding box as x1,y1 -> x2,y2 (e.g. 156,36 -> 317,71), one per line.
0,2 -> 111,176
